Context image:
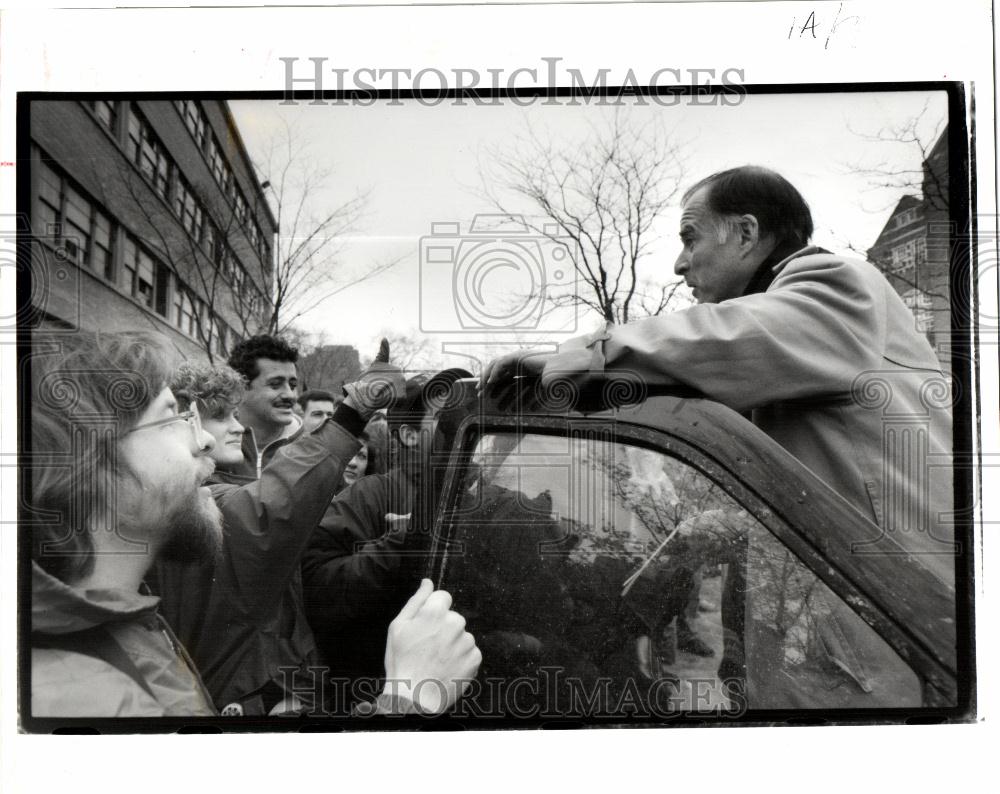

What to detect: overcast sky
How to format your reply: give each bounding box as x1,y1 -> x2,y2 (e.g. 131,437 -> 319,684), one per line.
230,89 -> 948,368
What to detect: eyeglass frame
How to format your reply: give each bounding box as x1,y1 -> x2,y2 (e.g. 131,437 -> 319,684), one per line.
124,401 -> 204,440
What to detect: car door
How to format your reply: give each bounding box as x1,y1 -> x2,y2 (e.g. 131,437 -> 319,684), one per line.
429,409 -> 957,721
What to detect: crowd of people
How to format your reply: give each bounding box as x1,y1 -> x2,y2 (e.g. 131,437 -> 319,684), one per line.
27,165 -> 953,719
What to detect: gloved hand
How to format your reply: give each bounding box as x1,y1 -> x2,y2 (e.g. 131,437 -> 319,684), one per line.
342,338 -> 406,421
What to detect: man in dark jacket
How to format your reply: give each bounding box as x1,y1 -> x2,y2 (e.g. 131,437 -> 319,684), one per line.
151,346 -> 408,714
302,368 -> 472,704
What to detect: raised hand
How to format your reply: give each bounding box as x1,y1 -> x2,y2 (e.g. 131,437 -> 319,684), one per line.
342,338 -> 406,419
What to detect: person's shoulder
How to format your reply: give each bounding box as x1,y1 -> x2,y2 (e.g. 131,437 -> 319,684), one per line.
31,648 -> 163,718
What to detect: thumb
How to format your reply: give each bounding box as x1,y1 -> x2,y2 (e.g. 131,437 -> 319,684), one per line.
395,578 -> 434,621
376,337 -> 390,364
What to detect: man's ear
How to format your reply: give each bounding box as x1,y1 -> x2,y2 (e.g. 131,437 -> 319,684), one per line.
397,423 -> 419,448
736,214 -> 761,252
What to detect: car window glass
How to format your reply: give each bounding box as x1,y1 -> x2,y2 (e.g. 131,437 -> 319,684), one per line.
440,431 -> 921,718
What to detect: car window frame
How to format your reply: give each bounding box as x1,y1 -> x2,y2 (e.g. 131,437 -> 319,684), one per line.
428,409 -> 957,712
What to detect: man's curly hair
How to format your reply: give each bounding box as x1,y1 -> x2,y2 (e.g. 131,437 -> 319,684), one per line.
227,335 -> 299,384
169,362 -> 246,420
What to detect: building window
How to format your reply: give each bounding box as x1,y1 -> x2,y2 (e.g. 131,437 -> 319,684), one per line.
60,182 -> 93,266
915,237 -> 927,265
212,317 -> 227,359
174,283 -> 198,336
126,106 -> 172,199
890,240 -> 916,273
34,157 -> 116,278
895,208 -> 919,228
122,234 -> 166,313
232,186 -> 249,225
92,213 -> 115,281
176,100 -> 208,149
903,288 -> 934,333
173,174 -> 205,243
206,135 -> 232,193
89,100 -> 119,133
35,160 -> 61,231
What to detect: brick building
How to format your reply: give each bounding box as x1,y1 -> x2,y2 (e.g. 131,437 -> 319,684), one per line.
25,99 -> 277,361
867,127 -> 951,376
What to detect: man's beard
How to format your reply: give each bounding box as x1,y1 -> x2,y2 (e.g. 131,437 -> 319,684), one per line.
158,490 -> 224,564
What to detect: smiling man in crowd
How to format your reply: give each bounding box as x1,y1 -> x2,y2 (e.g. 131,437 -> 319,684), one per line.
227,334 -> 301,476
29,331 -> 481,718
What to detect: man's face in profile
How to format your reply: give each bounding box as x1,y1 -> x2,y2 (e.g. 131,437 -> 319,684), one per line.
673,186 -> 758,304
118,387 -> 223,562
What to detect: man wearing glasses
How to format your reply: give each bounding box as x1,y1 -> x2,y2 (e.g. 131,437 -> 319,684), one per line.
28,332 -> 481,718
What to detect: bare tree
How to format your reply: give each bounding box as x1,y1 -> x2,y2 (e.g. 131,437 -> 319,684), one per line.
252,119 -> 403,336
837,105 -> 950,306
843,100 -> 948,212
479,109 -> 688,327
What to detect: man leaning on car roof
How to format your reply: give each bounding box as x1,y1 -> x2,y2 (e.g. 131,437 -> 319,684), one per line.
483,164 -> 954,586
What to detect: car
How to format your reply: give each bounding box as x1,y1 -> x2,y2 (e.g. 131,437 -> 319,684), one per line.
422,375 -> 964,723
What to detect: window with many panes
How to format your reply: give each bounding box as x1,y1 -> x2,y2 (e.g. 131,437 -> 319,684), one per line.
34,158 -> 115,278
176,100 -> 208,149
89,100 -> 118,133
126,107 -> 172,199
121,234 -> 161,310
438,431 -> 922,717
890,240 -> 916,273
206,135 -> 231,192
174,283 -> 197,336
92,213 -> 115,281
173,175 -> 204,242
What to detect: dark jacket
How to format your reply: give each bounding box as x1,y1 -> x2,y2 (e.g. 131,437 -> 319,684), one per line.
31,562 -> 216,717
302,466 -> 425,690
149,409 -> 363,710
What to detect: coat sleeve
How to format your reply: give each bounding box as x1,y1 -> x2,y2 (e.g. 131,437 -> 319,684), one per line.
302,477 -> 417,631
572,255 -> 887,413
211,418 -> 361,618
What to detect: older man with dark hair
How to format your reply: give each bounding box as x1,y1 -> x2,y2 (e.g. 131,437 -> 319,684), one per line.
484,165 -> 954,697
28,332 -> 481,718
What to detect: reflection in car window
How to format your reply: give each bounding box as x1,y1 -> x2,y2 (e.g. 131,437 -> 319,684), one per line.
440,432 -> 921,719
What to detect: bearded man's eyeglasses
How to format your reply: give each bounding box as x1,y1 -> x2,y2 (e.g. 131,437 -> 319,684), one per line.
126,403 -> 204,440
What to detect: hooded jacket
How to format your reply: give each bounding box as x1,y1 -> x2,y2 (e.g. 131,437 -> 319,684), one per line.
30,562 -> 215,717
